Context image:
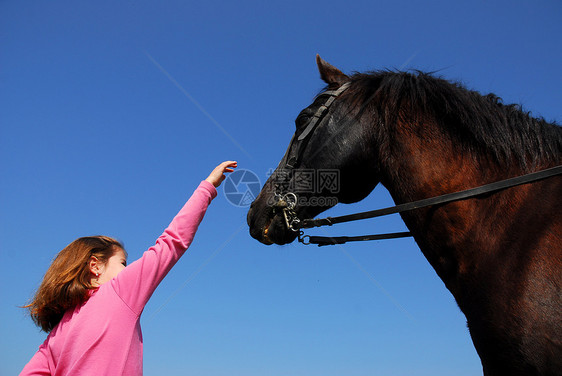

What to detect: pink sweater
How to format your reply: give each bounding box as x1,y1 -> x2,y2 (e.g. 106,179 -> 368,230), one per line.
21,181 -> 217,376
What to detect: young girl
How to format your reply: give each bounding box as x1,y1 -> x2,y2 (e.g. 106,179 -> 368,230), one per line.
21,161 -> 237,375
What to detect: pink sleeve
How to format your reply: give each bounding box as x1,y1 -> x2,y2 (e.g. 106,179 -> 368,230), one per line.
111,180 -> 217,314
19,343 -> 51,375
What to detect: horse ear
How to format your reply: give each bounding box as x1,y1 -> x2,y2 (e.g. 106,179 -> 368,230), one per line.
316,54 -> 349,86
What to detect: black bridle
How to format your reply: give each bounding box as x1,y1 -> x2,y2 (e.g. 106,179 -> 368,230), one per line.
272,82 -> 562,247
272,82 -> 351,231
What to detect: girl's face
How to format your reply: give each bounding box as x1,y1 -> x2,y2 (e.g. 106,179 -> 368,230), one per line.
92,248 -> 127,286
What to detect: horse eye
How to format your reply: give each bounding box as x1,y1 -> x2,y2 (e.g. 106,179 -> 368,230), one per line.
296,114 -> 310,128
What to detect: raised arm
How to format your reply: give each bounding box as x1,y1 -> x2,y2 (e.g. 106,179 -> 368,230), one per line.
111,161 -> 237,314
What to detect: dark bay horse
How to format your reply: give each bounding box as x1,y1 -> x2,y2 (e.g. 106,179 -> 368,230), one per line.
247,56 -> 562,375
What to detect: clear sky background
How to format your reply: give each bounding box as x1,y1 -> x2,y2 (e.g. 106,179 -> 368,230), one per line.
1,1 -> 561,375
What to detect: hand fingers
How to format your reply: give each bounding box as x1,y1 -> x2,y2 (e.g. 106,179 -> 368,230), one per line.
205,161 -> 238,188
220,161 -> 238,172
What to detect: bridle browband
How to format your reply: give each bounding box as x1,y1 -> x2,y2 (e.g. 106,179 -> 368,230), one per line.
272,81 -> 562,247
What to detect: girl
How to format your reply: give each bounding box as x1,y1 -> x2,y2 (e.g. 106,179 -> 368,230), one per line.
21,161 -> 238,375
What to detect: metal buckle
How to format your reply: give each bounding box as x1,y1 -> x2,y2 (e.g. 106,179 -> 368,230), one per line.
273,192 -> 301,232
297,231 -> 310,245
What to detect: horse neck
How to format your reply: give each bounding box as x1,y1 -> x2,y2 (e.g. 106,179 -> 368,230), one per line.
377,118 -> 532,295
380,118 -> 491,202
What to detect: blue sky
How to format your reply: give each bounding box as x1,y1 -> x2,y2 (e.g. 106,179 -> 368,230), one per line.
1,1 -> 561,375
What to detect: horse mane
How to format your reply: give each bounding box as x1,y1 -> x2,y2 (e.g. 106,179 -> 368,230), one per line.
347,71 -> 562,171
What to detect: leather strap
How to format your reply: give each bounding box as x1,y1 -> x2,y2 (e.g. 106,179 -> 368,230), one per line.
297,164 -> 562,246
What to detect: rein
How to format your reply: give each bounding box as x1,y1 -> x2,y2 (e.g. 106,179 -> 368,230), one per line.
286,164 -> 562,246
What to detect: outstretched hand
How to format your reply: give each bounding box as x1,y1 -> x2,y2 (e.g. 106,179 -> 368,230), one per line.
205,161 -> 238,188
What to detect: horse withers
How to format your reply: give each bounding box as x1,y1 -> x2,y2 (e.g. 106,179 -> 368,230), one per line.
246,55 -> 562,375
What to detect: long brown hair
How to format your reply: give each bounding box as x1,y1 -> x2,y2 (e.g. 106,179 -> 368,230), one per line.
24,236 -> 125,332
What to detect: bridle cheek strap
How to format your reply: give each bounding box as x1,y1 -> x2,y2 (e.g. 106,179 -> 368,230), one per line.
285,82 -> 351,170
297,82 -> 351,141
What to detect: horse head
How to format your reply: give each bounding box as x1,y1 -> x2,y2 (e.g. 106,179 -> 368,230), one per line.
247,56 -> 381,245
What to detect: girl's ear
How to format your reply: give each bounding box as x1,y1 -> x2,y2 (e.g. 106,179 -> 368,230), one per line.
89,256 -> 101,275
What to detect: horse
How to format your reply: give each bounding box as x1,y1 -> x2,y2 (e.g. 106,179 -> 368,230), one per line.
247,55 -> 562,375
